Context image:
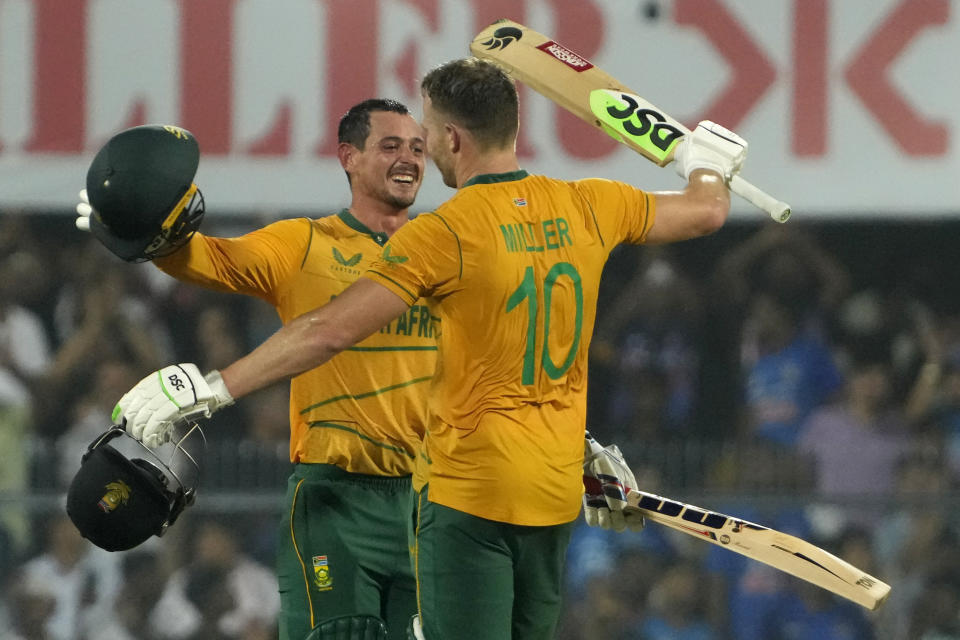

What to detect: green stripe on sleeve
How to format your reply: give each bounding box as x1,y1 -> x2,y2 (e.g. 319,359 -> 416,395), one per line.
366,270 -> 419,304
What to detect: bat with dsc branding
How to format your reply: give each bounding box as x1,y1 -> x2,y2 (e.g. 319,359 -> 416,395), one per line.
627,488 -> 891,610
470,19 -> 791,223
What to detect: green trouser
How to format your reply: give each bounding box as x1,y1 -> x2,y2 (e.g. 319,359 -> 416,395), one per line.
278,464 -> 417,640
413,486 -> 574,640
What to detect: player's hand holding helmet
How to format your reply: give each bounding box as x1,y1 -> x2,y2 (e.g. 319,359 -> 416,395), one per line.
582,431 -> 645,533
76,124 -> 206,262
673,120 -> 748,182
115,363 -> 234,448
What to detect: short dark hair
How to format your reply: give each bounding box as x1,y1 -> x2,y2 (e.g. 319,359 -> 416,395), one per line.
337,98 -> 410,150
421,58 -> 518,150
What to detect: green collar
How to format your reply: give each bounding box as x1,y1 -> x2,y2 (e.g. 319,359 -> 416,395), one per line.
337,209 -> 389,246
462,169 -> 529,188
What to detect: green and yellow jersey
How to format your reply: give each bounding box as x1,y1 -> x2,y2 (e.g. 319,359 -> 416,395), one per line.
155,210 -> 437,475
364,170 -> 654,526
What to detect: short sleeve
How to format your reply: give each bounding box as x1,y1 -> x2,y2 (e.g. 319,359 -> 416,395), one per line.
362,212 -> 462,305
572,178 -> 655,246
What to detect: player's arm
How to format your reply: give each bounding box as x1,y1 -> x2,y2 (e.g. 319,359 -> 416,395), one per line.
645,170 -> 730,244
114,278 -> 409,446
220,278 -> 408,397
151,222 -> 305,302
644,121 -> 746,244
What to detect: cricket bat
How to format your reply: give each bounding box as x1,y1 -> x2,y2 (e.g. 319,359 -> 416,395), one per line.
470,19 -> 791,223
626,488 -> 891,610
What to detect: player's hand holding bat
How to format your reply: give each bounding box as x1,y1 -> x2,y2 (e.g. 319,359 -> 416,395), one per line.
582,432 -> 645,533
114,363 -> 233,447
673,121 -> 748,182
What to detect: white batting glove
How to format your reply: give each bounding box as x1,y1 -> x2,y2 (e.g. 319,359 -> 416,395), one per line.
673,120 -> 748,181
76,189 -> 93,232
582,432 -> 645,533
113,364 -> 234,448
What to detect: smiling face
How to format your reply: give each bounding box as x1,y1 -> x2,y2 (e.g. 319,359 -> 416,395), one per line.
346,110 -> 425,209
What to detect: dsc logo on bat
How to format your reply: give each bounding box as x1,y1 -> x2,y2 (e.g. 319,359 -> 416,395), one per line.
590,90 -> 684,163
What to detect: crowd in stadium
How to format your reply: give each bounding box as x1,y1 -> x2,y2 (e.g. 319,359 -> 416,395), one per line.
2,211 -> 960,639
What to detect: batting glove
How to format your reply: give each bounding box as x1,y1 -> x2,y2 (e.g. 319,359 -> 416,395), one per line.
673,120 -> 748,181
76,189 -> 93,232
114,363 -> 234,447
582,432 -> 645,533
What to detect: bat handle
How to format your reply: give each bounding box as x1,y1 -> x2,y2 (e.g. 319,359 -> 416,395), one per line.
729,175 -> 791,223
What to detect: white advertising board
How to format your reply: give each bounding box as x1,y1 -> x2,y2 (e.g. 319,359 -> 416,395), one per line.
0,0 -> 956,218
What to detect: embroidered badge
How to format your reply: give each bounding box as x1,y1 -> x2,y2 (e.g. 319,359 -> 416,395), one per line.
382,246 -> 408,264
98,480 -> 131,513
513,197 -> 527,206
313,555 -> 333,591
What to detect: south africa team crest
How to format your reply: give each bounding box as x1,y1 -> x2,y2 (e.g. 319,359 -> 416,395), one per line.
312,555 -> 333,591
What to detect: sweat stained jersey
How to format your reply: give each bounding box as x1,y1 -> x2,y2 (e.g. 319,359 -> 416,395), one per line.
363,171 -> 654,526
155,210 -> 437,475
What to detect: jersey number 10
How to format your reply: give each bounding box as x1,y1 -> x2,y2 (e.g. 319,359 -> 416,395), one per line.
506,262 -> 584,385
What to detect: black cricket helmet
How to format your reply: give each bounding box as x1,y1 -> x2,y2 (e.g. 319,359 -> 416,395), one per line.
86,124 -> 205,262
66,423 -> 206,551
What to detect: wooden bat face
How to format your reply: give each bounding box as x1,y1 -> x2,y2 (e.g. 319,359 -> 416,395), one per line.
470,18 -> 792,222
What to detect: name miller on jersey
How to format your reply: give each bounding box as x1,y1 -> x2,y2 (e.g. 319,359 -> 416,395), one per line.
499,217 -> 572,253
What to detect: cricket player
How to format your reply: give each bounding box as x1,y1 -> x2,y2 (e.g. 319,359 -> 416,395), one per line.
78,100 -> 432,640
111,58 -> 746,640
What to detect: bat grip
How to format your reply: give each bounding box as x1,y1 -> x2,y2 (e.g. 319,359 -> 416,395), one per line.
729,175 -> 791,223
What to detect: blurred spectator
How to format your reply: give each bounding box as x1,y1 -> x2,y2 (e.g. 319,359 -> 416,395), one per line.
17,512 -> 121,640
705,224 -> 851,438
0,248 -> 54,550
776,579 -> 877,639
38,246 -> 168,439
899,307 -> 960,478
591,247 -> 704,441
766,527 -> 879,639
194,303 -> 247,372
908,575 -> 960,640
873,450 -> 960,640
54,357 -> 142,487
148,517 -> 279,639
556,574 -> 637,640
3,568 -> 58,640
703,440 -> 815,638
633,560 -> 719,639
797,345 -> 913,527
183,564 -> 237,640
0,250 -> 54,388
739,290 -> 844,446
715,224 -> 851,330
96,549 -> 166,640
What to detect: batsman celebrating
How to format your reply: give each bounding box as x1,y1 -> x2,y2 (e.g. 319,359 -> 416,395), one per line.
108,58 -> 746,639
78,100 -> 432,640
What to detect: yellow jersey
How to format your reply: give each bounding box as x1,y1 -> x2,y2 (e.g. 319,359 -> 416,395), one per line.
364,171 -> 654,525
156,210 -> 437,475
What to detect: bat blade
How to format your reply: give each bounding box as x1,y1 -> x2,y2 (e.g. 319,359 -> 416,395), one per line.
470,19 -> 791,223
627,488 -> 891,610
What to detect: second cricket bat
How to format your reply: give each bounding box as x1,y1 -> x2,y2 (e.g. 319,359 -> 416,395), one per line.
626,488 -> 891,610
470,19 -> 791,222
